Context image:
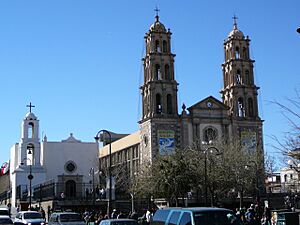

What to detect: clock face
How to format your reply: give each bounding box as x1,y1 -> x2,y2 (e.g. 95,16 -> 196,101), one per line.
206,101 -> 213,108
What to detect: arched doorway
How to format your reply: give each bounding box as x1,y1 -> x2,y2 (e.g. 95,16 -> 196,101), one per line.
65,180 -> 76,199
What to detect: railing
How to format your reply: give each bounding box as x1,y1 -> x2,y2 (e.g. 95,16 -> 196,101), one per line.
16,182 -> 99,203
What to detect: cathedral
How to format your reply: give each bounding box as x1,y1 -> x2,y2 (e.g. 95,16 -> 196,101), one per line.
99,14 -> 264,185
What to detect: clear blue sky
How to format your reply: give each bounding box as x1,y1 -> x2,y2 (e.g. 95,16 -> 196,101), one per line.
0,0 -> 299,167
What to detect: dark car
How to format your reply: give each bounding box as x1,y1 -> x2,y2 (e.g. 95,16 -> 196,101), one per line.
0,217 -> 13,224
100,219 -> 139,225
151,207 -> 243,225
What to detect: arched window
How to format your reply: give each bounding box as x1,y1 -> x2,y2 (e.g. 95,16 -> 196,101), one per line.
248,98 -> 254,117
163,40 -> 167,52
155,64 -> 161,80
243,47 -> 247,59
167,94 -> 172,114
284,174 -> 287,183
27,144 -> 34,163
155,40 -> 161,52
237,97 -> 245,117
28,122 -> 34,138
203,127 -> 218,143
65,180 -> 76,198
235,46 -> 240,59
245,70 -> 249,85
156,94 -> 162,114
236,70 -> 241,85
165,64 -> 170,80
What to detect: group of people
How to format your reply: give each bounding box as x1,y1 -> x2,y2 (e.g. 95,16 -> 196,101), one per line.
82,207 -> 156,225
235,204 -> 273,225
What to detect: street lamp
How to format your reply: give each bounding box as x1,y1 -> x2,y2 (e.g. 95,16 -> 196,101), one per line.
89,167 -> 96,208
202,141 -> 221,206
246,161 -> 259,206
95,130 -> 112,218
21,158 -> 33,210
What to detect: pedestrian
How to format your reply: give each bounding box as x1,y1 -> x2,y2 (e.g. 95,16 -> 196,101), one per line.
145,208 -> 153,224
111,209 -> 118,219
245,205 -> 255,225
117,210 -> 127,219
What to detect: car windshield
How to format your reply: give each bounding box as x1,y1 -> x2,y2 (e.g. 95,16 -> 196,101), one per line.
193,211 -> 242,225
0,210 -> 9,216
24,212 -> 43,219
0,218 -> 13,224
60,213 -> 83,222
111,221 -> 139,225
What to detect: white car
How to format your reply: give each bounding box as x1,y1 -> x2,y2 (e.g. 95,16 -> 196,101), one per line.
48,212 -> 85,225
13,211 -> 45,225
0,207 -> 10,218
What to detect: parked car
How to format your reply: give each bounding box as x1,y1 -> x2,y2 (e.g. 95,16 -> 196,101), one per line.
0,208 -> 10,218
48,212 -> 85,225
0,217 -> 13,224
100,219 -> 139,225
13,211 -> 45,225
151,207 -> 243,225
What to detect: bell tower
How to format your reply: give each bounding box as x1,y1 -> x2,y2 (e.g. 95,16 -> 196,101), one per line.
139,11 -> 180,163
221,17 -> 260,120
220,17 -> 265,194
140,14 -> 178,120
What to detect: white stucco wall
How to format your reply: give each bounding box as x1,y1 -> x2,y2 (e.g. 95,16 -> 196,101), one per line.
41,134 -> 99,184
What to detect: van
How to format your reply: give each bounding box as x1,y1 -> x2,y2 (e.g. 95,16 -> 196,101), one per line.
151,207 -> 242,225
48,212 -> 85,225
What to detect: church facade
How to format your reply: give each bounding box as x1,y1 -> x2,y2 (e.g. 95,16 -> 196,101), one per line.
99,15 -> 264,193
9,109 -> 99,208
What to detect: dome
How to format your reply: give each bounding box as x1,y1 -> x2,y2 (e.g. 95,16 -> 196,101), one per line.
150,15 -> 166,32
228,24 -> 244,38
25,112 -> 37,120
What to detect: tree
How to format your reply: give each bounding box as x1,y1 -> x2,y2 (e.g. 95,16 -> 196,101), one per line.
271,90 -> 300,158
131,148 -> 197,206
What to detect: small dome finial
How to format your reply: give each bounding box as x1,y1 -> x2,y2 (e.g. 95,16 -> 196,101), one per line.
232,15 -> 238,29
154,6 -> 160,22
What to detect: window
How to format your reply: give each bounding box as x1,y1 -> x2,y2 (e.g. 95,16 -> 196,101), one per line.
163,40 -> 168,52
236,70 -> 241,85
284,174 -> 287,182
65,161 -> 77,173
165,64 -> 170,80
156,94 -> 162,114
245,70 -> 249,84
28,122 -> 34,138
167,94 -> 173,114
155,40 -> 161,52
168,212 -> 181,225
243,47 -> 247,59
179,212 -> 191,225
238,98 -> 245,117
235,46 -> 240,59
204,127 -> 217,143
248,98 -> 254,117
152,209 -> 171,225
155,64 -> 162,80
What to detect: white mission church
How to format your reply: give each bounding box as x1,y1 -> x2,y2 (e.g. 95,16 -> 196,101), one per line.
9,105 -> 99,208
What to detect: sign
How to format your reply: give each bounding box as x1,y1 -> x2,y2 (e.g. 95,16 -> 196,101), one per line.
241,131 -> 257,151
158,130 -> 175,155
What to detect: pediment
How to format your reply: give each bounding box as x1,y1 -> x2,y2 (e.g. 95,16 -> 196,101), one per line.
187,96 -> 229,112
62,133 -> 81,143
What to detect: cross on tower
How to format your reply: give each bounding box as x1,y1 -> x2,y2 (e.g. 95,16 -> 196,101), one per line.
154,6 -> 160,17
26,102 -> 35,113
232,15 -> 238,27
